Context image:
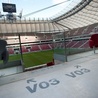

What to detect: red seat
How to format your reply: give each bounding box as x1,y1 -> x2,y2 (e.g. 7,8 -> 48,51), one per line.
89,34 -> 98,48
47,59 -> 54,66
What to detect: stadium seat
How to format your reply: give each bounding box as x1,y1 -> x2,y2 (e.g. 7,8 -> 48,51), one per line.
47,59 -> 54,66
0,39 -> 9,64
89,34 -> 98,53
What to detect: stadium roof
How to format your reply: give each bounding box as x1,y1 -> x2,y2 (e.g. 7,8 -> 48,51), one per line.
52,0 -> 98,30
0,0 -> 98,34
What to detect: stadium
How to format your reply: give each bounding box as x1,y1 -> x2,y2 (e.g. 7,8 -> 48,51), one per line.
0,0 -> 98,98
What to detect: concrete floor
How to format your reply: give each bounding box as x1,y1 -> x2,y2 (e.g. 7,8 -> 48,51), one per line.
0,50 -> 98,98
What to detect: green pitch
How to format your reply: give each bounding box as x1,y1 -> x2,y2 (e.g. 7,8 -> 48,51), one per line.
8,48 -> 87,68
9,50 -> 54,68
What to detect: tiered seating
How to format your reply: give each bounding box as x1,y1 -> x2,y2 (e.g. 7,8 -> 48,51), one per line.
30,45 -> 40,51
21,46 -> 28,53
54,43 -> 60,48
63,24 -> 98,49
90,24 -> 98,34
49,44 -> 54,49
36,33 -> 46,41
74,27 -> 85,36
48,44 -> 53,49
73,28 -> 79,36
44,33 -> 53,40
66,41 -> 76,48
68,29 -> 77,37
81,26 -> 89,34
21,36 -> 38,43
7,48 -> 14,54
7,23 -> 98,54
40,44 -> 51,50
72,41 -> 85,48
83,24 -> 96,34
79,40 -> 89,48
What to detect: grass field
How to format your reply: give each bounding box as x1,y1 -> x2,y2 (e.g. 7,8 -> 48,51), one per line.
9,50 -> 54,68
7,48 -> 88,68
